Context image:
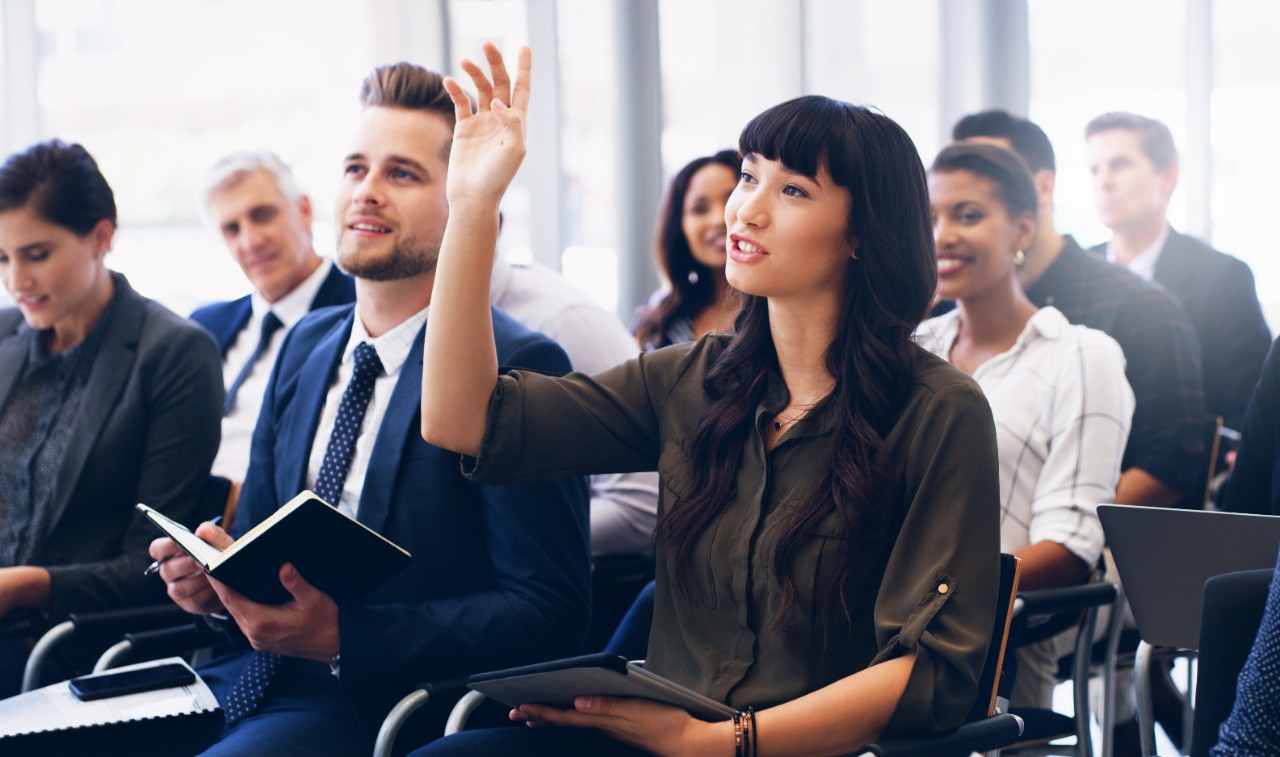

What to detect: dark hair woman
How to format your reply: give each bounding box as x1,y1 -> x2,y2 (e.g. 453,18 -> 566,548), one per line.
917,142 -> 1133,708
415,45 -> 1001,756
632,149 -> 741,350
0,139 -> 223,694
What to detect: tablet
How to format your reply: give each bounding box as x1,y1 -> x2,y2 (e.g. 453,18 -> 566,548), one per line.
467,653 -> 736,721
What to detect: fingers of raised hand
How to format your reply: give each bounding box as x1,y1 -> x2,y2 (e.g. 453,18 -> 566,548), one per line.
442,76 -> 475,121
482,41 -> 512,104
459,57 -> 495,107
511,46 -> 532,113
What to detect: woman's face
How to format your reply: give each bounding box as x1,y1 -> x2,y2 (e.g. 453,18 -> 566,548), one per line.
680,163 -> 738,271
723,153 -> 855,301
0,204 -> 111,333
928,169 -> 1034,303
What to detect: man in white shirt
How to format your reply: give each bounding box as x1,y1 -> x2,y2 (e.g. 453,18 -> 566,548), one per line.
190,152 -> 355,484
490,259 -> 660,557
1085,112 -> 1270,430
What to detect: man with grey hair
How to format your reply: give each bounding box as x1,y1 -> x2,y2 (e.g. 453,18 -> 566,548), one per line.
191,151 -> 354,483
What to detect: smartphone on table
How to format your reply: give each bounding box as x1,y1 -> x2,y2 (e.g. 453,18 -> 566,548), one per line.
68,663 -> 196,701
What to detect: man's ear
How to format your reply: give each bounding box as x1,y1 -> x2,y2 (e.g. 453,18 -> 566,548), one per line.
297,194 -> 314,227
1033,169 -> 1056,206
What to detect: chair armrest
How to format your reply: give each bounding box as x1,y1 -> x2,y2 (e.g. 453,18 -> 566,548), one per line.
66,604 -> 191,637
1010,582 -> 1117,647
857,713 -> 1024,756
373,678 -> 471,757
1015,582 -> 1117,616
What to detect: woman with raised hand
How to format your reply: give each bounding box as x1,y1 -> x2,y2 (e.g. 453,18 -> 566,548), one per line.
417,43 -> 1001,756
0,140 -> 223,694
918,142 -> 1134,709
632,149 -> 741,351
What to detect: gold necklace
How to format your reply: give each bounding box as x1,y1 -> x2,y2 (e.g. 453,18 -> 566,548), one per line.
772,401 -> 820,431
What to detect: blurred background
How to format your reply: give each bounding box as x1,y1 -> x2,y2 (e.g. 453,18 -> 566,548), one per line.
1,0 -> 1277,326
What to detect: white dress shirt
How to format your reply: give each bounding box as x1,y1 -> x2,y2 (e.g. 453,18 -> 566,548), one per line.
305,305 -> 430,519
1105,224 -> 1170,282
211,259 -> 335,481
917,307 -> 1135,567
491,260 -> 661,556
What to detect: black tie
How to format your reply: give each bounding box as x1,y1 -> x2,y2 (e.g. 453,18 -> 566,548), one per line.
222,341 -> 384,725
223,311 -> 284,416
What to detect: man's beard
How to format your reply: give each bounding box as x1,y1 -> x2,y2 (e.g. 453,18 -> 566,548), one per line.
338,239 -> 438,281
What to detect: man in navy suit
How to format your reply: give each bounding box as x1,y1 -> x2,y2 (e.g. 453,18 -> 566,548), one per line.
140,63 -> 591,756
191,152 -> 356,484
1086,112 -> 1271,430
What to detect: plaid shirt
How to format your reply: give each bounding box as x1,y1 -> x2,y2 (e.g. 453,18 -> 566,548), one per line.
1025,236 -> 1207,504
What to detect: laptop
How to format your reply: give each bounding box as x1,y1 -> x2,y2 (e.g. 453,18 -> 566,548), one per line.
1098,504 -> 1280,649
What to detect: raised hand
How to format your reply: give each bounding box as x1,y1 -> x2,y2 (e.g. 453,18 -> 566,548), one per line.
442,42 -> 532,207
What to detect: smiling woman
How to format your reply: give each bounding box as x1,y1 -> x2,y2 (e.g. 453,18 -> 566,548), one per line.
917,141 -> 1134,709
0,139 -> 223,696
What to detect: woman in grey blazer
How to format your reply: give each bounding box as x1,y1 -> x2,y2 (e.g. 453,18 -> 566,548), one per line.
0,140 -> 223,695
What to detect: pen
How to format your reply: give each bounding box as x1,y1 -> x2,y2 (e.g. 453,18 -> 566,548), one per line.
143,515 -> 223,576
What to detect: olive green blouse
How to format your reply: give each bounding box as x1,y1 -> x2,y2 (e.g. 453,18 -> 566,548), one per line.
464,334 -> 1001,736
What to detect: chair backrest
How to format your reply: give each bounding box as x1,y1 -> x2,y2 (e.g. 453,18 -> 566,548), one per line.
1199,415 -> 1224,508
1189,567 -> 1273,757
1099,504 -> 1280,649
971,553 -> 1022,721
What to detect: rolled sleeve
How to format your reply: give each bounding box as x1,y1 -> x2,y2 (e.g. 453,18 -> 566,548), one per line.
881,380 -> 1001,735
1027,331 -> 1134,567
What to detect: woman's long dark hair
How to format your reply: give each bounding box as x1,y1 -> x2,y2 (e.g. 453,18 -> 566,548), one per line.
634,149 -> 741,349
657,96 -> 938,633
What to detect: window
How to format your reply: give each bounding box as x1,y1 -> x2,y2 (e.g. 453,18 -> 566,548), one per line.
803,0 -> 942,164
1212,0 -> 1280,327
1027,0 -> 1188,248
30,0 -> 394,315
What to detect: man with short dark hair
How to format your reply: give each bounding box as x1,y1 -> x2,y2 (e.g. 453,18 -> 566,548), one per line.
192,152 -> 355,484
134,63 -> 590,756
1085,111 -> 1270,430
952,109 -> 1206,510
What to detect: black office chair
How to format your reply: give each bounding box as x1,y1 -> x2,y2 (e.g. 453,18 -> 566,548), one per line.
1187,568 -> 1272,757
1003,571 -> 1121,757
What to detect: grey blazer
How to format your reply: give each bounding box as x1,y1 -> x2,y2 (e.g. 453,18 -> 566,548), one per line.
0,272 -> 224,619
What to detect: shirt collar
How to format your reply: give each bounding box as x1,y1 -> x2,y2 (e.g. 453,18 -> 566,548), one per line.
1106,225 -> 1170,282
342,304 -> 430,378
250,258 -> 334,329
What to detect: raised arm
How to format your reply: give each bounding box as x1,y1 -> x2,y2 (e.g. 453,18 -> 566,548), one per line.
421,43 -> 532,455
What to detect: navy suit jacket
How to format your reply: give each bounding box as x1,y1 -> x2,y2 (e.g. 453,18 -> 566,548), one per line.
190,263 -> 356,357
1092,230 -> 1271,429
0,273 -> 223,619
229,303 -> 591,732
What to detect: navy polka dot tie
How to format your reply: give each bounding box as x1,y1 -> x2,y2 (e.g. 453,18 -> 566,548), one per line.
223,342 -> 383,725
313,342 -> 384,506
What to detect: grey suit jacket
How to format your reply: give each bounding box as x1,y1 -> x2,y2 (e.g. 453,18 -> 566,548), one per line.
0,272 -> 224,619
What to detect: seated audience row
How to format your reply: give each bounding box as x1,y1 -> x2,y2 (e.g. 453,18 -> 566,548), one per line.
0,43 -> 1271,757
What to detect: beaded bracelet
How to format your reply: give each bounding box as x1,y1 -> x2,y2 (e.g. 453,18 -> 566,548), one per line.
733,707 -> 758,757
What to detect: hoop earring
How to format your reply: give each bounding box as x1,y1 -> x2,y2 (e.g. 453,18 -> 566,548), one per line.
1014,249 -> 1026,268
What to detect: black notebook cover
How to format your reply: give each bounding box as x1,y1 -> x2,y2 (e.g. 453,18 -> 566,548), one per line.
468,653 -> 736,721
138,492 -> 412,606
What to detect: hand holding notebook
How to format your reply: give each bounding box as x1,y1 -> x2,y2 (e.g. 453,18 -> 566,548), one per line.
137,491 -> 412,606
